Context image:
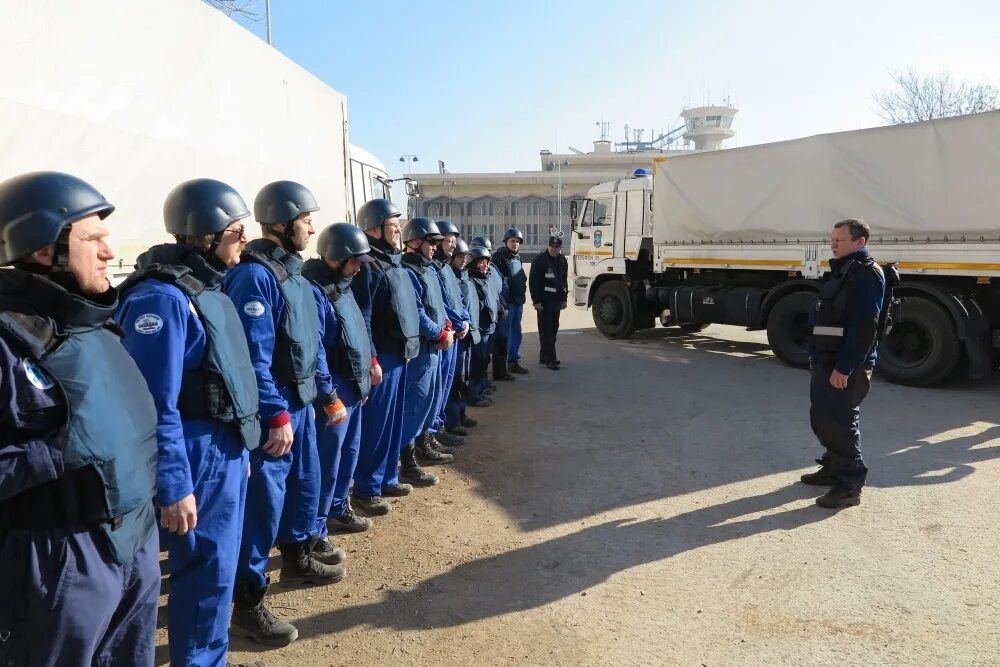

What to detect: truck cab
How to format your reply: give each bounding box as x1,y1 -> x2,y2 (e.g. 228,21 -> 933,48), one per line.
570,169 -> 654,311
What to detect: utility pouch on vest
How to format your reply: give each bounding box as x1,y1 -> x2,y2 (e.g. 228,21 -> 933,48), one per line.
879,262 -> 902,337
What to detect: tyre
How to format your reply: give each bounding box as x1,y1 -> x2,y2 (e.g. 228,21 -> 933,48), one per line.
766,291 -> 815,367
876,296 -> 961,386
592,280 -> 636,339
679,322 -> 709,333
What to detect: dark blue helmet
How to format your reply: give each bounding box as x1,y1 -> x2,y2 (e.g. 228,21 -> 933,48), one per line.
0,171 -> 114,265
316,223 -> 373,263
254,180 -> 319,225
436,219 -> 460,237
357,198 -> 401,231
402,217 -> 443,243
454,239 -> 470,256
470,235 -> 492,251
163,178 -> 250,236
467,246 -> 491,262
503,227 -> 524,243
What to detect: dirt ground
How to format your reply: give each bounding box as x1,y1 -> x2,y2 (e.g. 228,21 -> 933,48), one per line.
160,305 -> 1000,666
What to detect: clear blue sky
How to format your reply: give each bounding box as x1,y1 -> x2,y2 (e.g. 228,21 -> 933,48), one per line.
217,0 -> 999,178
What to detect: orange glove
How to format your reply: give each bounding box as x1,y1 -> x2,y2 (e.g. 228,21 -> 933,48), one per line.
323,396 -> 348,426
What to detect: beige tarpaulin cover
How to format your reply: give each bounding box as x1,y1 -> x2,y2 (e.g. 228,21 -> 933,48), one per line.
0,0 -> 351,264
653,111 -> 1000,244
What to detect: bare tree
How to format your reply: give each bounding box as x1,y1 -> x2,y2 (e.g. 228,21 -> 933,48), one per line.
874,68 -> 1000,124
203,0 -> 262,21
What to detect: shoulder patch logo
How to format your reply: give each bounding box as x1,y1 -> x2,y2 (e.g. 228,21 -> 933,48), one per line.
23,359 -> 55,390
134,313 -> 164,335
243,301 -> 266,318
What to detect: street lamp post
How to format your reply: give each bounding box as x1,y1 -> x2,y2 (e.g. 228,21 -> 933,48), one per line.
556,159 -> 569,234
399,154 -> 419,176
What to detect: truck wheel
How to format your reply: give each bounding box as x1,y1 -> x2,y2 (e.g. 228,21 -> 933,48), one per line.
766,291 -> 814,368
679,322 -> 709,333
876,297 -> 961,386
592,281 -> 636,339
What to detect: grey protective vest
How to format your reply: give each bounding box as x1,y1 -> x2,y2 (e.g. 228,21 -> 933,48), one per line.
303,259 -> 373,400
472,273 -> 499,333
456,266 -> 481,344
122,247 -> 261,450
0,272 -> 157,564
242,240 -> 320,405
438,259 -> 465,315
379,252 -> 422,360
404,253 -> 446,327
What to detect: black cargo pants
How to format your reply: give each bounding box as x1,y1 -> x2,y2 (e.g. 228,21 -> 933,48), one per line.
537,306 -> 561,364
809,359 -> 872,492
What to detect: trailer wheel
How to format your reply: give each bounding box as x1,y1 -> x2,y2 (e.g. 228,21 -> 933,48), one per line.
592,281 -> 635,339
766,291 -> 814,367
876,297 -> 961,386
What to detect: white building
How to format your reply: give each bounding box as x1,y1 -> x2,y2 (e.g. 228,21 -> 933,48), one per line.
407,105 -> 738,254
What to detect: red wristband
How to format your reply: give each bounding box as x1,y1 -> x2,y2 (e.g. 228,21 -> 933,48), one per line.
435,329 -> 448,343
268,411 -> 291,429
371,356 -> 379,367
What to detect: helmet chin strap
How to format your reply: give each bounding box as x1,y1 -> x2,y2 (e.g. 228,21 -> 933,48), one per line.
279,220 -> 298,252
50,225 -> 72,272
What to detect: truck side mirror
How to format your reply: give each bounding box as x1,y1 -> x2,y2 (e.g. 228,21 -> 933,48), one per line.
405,181 -> 420,197
569,200 -> 579,221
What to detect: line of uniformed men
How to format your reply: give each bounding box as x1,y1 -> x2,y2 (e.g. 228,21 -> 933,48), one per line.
0,172 -> 518,667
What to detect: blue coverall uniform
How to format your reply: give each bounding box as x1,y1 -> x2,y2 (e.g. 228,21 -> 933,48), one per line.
224,239 -> 332,588
432,253 -> 471,434
0,270 -> 160,667
350,236 -> 420,497
445,261 -> 480,428
469,266 -> 500,402
305,259 -> 373,533
117,245 -> 259,667
492,245 -> 526,364
401,252 -> 450,448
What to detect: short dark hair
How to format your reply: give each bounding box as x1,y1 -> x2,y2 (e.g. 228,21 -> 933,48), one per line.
834,218 -> 870,241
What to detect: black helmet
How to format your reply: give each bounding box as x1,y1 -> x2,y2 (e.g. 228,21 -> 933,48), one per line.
316,223 -> 373,263
402,217 -> 444,243
467,246 -> 491,262
0,171 -> 114,265
357,198 -> 401,231
453,239 -> 470,256
254,180 -> 319,225
470,235 -> 493,251
436,220 -> 460,237
503,227 -> 524,243
163,178 -> 251,236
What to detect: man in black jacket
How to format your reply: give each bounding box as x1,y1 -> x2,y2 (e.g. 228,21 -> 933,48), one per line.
529,236 -> 569,370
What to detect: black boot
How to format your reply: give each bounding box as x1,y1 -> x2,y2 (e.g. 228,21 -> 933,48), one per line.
400,443 -> 439,486
461,417 -> 478,428
426,432 -> 456,455
308,535 -> 346,565
435,429 -> 466,447
278,541 -> 345,585
230,580 -> 298,647
816,485 -> 862,509
800,459 -> 838,486
352,493 -> 392,516
328,503 -> 372,533
416,433 -> 454,465
227,661 -> 267,667
508,361 -> 528,374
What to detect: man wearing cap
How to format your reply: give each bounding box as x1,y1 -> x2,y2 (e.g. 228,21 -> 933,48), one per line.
116,178 -> 262,665
225,181 -> 343,647
529,236 -> 569,370
0,172 -> 160,664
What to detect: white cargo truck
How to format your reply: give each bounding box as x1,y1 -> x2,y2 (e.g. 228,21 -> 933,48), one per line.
570,111 -> 1000,386
0,0 -> 390,278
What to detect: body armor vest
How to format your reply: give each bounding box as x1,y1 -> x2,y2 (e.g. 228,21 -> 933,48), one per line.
0,271 -> 158,564
241,240 -> 319,405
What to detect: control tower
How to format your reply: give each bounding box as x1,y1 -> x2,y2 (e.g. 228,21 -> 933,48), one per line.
681,104 -> 738,151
